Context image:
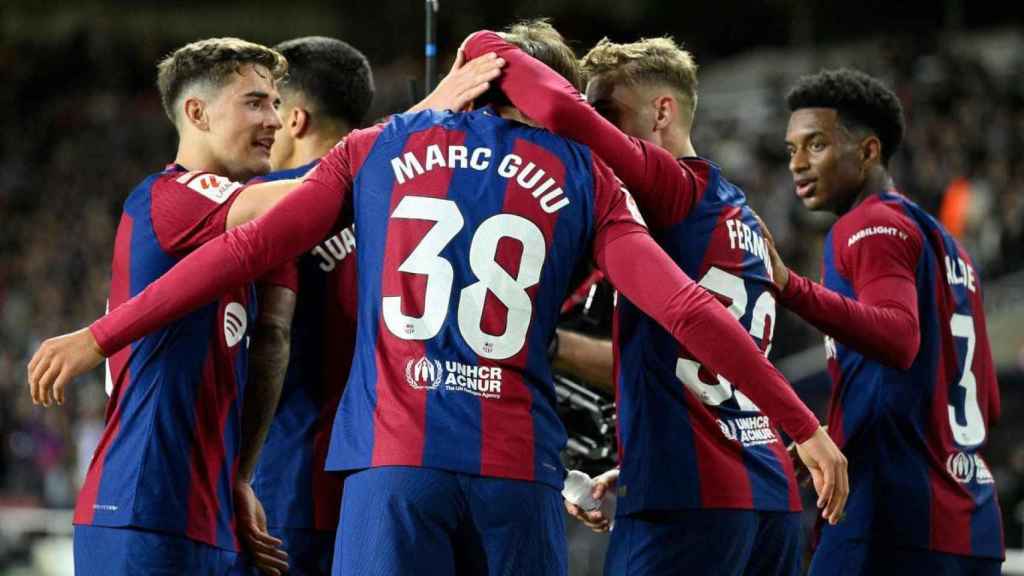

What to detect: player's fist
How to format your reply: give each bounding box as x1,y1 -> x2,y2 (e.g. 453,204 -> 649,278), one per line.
27,327 -> 104,407
795,426 -> 848,525
563,468 -> 618,533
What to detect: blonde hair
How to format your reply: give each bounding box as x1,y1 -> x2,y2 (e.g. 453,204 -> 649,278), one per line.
157,37 -> 288,125
582,37 -> 698,119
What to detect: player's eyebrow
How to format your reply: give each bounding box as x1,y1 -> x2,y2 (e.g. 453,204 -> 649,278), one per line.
243,91 -> 272,99
786,129 -> 825,146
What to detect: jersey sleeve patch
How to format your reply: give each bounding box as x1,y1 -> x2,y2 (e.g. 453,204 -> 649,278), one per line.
185,173 -> 244,204
622,186 -> 647,227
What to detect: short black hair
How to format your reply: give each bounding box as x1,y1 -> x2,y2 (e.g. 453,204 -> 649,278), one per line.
786,68 -> 905,165
274,36 -> 374,128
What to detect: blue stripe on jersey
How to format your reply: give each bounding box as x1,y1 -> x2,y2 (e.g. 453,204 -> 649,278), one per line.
327,109 -> 597,489
323,133 -> 394,471
418,120 -> 501,474
91,175 -> 177,527
93,179 -> 211,535
826,192 -> 1001,558
250,162 -> 323,528
615,161 -> 794,514
616,296 -> 702,510
889,194 -> 1001,559
513,126 -> 596,485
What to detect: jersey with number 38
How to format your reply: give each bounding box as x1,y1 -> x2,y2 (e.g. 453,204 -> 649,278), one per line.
315,109 -> 646,489
821,192 -> 1001,559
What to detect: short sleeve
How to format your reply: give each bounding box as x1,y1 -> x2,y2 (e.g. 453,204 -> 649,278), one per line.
150,172 -> 246,256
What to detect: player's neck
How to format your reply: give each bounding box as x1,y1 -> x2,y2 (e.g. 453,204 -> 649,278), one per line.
661,127 -> 696,159
842,167 -> 893,215
494,105 -> 540,128
283,131 -> 348,170
174,141 -> 241,180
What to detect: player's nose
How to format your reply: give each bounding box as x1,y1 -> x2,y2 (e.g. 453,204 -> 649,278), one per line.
265,108 -> 283,130
789,148 -> 810,175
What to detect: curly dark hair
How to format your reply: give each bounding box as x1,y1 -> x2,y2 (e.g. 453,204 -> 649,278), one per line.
274,36 -> 374,129
786,68 -> 905,166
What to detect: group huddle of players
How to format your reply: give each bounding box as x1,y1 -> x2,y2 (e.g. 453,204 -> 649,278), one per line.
25,17 -> 1003,576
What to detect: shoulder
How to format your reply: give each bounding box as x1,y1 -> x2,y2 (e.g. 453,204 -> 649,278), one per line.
152,170 -> 244,206
678,157 -> 716,192
833,194 -> 922,251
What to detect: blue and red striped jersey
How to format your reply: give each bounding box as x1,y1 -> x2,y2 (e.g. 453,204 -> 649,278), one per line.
322,109 -> 646,489
75,165 -> 255,551
817,192 -> 1002,559
250,159 -> 353,531
458,31 -> 814,516
614,159 -> 800,515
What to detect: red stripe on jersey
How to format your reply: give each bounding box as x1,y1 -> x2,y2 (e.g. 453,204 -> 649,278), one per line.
76,214 -> 135,524
186,303 -> 241,547
313,259 -> 355,530
825,361 -> 846,448
926,229 -> 972,555
478,138 -> 563,480
691,204 -> 754,508
371,128 -> 464,467
685,390 -> 753,507
682,159 -> 714,214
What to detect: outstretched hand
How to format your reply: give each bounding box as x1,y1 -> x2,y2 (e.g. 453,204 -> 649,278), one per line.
795,426 -> 848,525
27,327 -> 105,407
750,210 -> 790,291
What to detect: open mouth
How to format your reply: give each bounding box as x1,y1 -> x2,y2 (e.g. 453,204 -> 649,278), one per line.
253,138 -> 274,155
795,178 -> 817,199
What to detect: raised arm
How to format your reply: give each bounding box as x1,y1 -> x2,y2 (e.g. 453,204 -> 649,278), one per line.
463,31 -> 697,228
26,133 -> 366,407
760,205 -> 922,370
588,157 -> 848,523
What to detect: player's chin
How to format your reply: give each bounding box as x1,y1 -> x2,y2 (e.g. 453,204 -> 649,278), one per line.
800,194 -> 825,211
246,155 -> 273,176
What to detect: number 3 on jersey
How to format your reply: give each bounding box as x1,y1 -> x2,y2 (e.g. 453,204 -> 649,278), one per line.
675,267 -> 775,411
382,195 -> 546,360
948,313 -> 985,447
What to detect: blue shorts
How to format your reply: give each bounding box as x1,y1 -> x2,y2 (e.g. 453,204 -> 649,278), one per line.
332,466 -> 567,576
73,525 -> 239,576
237,527 -> 334,576
604,509 -> 801,576
809,532 -> 1002,576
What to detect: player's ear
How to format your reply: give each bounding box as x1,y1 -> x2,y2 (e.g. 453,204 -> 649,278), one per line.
860,135 -> 882,167
183,96 -> 209,131
653,94 -> 675,132
291,107 -> 310,138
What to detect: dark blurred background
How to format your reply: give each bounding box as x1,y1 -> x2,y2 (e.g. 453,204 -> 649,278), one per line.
1,1 -> 1022,574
